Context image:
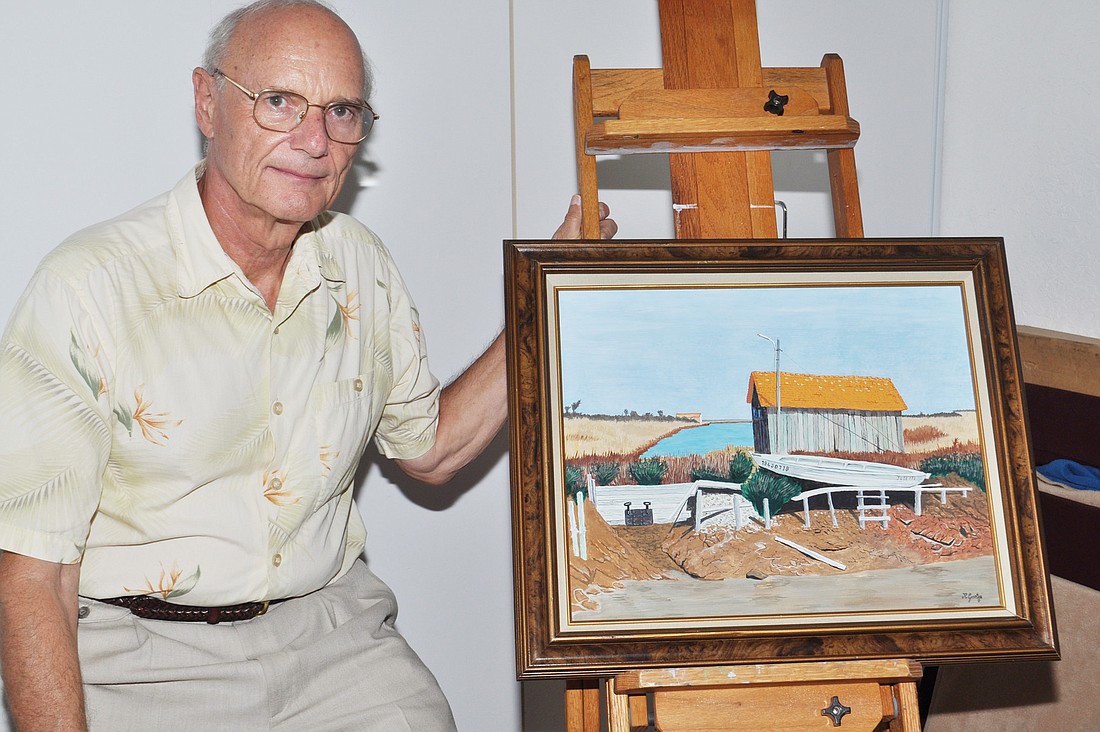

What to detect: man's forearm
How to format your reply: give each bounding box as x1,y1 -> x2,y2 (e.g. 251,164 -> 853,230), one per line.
0,553 -> 87,732
396,332 -> 507,485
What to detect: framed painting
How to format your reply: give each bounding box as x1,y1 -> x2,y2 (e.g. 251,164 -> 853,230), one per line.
504,238 -> 1057,678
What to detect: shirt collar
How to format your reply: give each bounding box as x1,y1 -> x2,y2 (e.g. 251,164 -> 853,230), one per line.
168,163 -> 346,298
303,213 -> 347,285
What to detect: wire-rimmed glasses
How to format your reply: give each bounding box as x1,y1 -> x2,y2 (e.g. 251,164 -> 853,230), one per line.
213,69 -> 377,144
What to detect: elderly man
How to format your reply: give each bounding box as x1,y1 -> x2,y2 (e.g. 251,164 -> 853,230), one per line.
0,1 -> 614,730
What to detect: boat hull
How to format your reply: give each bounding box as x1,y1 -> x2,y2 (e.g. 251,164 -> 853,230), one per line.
753,453 -> 930,488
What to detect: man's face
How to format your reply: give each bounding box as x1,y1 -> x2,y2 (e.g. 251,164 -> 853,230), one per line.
197,7 -> 365,227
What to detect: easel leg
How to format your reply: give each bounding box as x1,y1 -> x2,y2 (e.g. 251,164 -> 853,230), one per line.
566,678 -> 601,732
889,680 -> 922,731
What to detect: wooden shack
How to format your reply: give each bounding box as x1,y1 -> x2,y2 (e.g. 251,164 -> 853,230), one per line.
746,371 -> 908,454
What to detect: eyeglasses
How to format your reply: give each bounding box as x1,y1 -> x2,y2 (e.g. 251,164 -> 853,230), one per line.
213,69 -> 378,145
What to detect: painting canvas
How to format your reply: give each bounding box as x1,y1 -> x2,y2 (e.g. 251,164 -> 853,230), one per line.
505,238 -> 1056,677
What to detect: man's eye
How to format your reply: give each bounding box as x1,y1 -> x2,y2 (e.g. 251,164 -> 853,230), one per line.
329,104 -> 357,120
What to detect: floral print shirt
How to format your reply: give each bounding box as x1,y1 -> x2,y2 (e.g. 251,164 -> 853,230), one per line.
0,166 -> 440,605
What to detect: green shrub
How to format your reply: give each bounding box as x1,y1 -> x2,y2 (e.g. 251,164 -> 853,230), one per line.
629,457 -> 668,485
741,469 -> 802,517
591,461 -> 620,486
691,466 -> 729,483
564,464 -> 585,499
920,453 -> 986,492
729,451 -> 755,483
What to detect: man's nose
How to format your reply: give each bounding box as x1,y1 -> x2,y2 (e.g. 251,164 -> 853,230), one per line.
289,106 -> 330,156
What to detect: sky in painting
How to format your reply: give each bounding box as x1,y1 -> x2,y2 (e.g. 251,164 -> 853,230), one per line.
556,284 -> 977,420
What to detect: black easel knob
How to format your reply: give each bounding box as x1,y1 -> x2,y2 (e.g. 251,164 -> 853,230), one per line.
764,89 -> 789,116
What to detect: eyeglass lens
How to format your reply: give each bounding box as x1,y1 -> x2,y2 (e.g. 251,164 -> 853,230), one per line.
254,90 -> 371,144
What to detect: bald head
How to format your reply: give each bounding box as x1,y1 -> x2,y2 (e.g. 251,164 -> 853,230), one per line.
203,0 -> 372,100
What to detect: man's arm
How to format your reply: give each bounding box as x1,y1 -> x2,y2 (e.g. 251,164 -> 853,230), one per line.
0,552 -> 87,732
396,332 -> 506,485
395,196 -> 616,485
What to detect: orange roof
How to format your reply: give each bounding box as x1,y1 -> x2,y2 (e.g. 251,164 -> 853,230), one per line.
746,371 -> 908,412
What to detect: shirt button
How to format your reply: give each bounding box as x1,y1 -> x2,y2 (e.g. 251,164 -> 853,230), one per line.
272,401 -> 284,416
272,554 -> 282,567
270,477 -> 283,490
353,378 -> 364,392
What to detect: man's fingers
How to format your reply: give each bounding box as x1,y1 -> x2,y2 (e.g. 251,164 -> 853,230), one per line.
551,195 -> 583,240
551,195 -> 617,240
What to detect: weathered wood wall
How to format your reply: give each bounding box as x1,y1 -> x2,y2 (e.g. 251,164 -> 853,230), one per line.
754,407 -> 904,454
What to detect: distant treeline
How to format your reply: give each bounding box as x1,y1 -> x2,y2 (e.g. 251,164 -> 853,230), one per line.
563,413 -> 690,422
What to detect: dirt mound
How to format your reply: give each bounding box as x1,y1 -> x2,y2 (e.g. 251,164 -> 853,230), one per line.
566,475 -> 993,605
567,501 -> 668,613
660,475 -> 992,581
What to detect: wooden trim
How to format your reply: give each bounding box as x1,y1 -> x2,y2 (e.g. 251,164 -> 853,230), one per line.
614,659 -> 922,692
1018,324 -> 1100,398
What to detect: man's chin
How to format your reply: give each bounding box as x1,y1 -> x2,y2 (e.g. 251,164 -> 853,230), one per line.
268,196 -> 332,224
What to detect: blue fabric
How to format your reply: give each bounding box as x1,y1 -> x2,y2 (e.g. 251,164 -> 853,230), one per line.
1037,459 -> 1100,491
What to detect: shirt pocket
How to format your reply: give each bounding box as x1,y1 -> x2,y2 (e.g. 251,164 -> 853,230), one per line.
311,372 -> 377,508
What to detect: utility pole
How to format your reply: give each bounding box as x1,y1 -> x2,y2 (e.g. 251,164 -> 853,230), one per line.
757,333 -> 782,454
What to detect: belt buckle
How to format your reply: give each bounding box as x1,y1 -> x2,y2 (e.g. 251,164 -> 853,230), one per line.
257,600 -> 270,616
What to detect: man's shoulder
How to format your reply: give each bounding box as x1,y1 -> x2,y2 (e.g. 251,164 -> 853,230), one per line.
40,190 -> 174,282
310,211 -> 404,276
312,210 -> 386,251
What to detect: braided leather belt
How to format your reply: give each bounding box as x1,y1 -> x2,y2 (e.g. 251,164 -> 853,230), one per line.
96,595 -> 272,624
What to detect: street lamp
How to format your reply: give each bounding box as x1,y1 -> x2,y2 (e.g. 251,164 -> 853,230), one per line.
756,333 -> 782,454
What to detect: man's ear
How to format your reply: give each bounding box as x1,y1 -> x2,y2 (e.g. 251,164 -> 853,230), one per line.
193,67 -> 216,139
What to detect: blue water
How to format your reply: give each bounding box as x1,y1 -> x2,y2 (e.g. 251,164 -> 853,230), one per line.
641,421 -> 755,458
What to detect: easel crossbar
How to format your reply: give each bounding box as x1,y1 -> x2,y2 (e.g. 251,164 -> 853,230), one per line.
614,659 -> 923,693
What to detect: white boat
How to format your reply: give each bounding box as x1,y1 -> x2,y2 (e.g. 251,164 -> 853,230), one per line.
752,453 -> 929,488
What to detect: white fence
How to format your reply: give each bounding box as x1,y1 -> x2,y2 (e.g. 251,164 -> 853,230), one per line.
585,475 -> 972,532
588,480 -> 697,526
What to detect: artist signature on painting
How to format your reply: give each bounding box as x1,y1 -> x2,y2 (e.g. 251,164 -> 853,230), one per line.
961,592 -> 983,604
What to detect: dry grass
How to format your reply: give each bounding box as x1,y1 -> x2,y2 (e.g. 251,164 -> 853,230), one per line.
902,411 -> 980,451
563,416 -> 692,460
569,447 -> 750,486
904,424 -> 947,445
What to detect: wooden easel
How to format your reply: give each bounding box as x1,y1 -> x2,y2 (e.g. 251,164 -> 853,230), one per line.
566,1 -> 921,729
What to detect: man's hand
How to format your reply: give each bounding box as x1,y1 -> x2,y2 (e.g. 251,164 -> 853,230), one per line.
552,195 -> 618,240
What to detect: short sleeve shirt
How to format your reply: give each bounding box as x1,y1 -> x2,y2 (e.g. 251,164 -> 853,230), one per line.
0,167 -> 440,605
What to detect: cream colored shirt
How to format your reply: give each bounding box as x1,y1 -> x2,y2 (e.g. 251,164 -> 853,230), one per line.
0,167 -> 440,605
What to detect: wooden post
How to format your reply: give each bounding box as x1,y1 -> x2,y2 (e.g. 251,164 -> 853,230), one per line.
659,0 -> 778,239
565,679 -> 601,732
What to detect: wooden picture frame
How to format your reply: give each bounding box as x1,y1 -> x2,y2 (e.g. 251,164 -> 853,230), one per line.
504,238 -> 1056,679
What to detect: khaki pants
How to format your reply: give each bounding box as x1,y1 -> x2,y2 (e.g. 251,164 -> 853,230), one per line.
77,560 -> 456,731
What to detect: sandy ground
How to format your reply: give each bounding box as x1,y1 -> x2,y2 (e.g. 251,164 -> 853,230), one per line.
572,556 -> 1001,623
564,409 -> 995,619
567,473 -> 995,619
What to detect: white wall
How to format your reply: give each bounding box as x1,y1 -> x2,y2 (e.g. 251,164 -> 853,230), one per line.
1,2 -> 1095,731
939,1 -> 1100,338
